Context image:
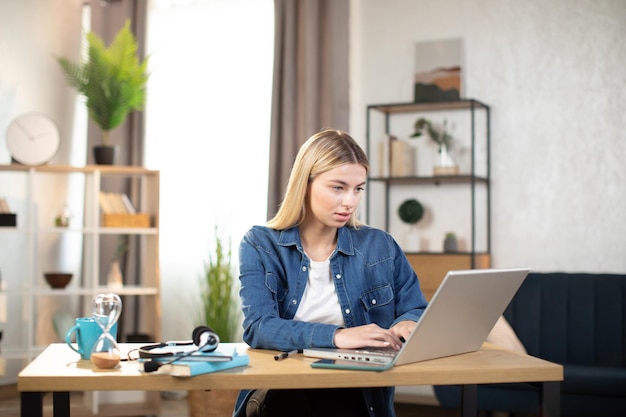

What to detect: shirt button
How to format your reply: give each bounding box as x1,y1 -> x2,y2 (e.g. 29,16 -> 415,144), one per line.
292,299 -> 297,305
344,308 -> 351,314
302,266 -> 307,271
371,299 -> 377,305
336,274 -> 342,279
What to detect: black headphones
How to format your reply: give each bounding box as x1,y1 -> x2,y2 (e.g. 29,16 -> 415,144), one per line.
141,326 -> 220,372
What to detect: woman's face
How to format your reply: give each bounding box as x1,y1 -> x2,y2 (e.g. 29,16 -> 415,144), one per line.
305,163 -> 367,229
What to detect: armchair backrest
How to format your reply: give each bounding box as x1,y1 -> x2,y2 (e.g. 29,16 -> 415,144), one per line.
503,272 -> 626,367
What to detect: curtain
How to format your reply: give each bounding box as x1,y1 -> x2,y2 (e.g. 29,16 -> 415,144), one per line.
88,0 -> 149,340
267,0 -> 350,219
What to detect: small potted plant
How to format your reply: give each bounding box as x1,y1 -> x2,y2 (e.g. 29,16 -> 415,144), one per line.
398,198 -> 424,251
443,232 -> 458,253
410,117 -> 459,175
56,20 -> 149,165
197,229 -> 239,343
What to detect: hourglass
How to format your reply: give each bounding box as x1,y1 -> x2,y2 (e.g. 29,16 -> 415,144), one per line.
91,293 -> 122,369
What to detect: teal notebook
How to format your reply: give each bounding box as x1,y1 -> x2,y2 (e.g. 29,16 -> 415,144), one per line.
158,353 -> 249,377
153,345 -> 250,377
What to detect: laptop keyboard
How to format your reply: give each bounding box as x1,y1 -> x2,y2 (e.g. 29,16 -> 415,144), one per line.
354,347 -> 397,357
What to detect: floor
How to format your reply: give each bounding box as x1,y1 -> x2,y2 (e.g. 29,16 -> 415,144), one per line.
0,384 -> 466,417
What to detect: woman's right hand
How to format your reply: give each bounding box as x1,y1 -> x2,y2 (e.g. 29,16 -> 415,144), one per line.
333,323 -> 403,350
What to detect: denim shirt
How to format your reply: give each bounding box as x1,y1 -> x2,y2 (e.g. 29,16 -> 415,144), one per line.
233,225 -> 428,417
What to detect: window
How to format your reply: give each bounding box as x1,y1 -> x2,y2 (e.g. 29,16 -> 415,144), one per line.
145,0 -> 273,336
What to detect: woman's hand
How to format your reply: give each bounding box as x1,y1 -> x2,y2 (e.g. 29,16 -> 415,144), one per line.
333,323 -> 404,350
390,320 -> 416,343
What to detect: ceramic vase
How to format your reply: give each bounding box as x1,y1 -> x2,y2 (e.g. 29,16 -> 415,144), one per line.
433,145 -> 459,176
443,235 -> 458,253
107,261 -> 123,289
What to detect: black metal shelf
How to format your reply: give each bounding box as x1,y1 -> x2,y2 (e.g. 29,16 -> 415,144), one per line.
365,99 -> 491,268
368,175 -> 489,186
367,98 -> 489,114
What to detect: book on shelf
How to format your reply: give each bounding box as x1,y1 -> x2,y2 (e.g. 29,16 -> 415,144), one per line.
377,134 -> 395,177
390,139 -> 415,177
378,135 -> 416,177
99,192 -> 137,214
120,193 -> 137,214
148,344 -> 250,377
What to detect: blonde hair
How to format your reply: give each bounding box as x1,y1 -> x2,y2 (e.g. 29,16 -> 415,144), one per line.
268,128 -> 369,230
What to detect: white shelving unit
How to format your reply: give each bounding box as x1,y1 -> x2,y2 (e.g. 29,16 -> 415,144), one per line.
0,164 -> 161,415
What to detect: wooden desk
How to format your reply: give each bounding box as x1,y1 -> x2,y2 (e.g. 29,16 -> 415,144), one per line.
18,343 -> 563,417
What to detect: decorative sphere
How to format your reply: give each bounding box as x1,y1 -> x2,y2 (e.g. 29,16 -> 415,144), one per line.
398,199 -> 424,224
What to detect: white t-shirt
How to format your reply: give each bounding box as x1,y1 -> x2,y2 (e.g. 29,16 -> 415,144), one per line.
294,258 -> 345,327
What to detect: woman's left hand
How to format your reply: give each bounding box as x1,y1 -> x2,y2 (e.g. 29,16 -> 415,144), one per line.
390,320 -> 416,343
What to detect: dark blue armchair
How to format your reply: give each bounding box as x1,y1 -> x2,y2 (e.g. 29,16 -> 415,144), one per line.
434,272 -> 626,417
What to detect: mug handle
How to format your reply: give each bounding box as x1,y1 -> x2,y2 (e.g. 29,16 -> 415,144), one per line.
65,325 -> 82,356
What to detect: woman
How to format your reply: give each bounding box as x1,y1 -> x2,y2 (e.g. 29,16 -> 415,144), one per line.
234,129 -> 428,417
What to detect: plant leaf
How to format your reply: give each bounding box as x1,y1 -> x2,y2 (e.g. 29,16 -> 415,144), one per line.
55,19 -> 149,145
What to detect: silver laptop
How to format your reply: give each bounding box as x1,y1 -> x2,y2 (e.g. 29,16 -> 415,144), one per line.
304,267 -> 529,371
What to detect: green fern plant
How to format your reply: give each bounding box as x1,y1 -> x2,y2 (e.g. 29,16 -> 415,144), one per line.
56,20 -> 149,146
198,228 -> 240,343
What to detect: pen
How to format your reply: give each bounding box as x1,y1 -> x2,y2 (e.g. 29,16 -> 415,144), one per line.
274,349 -> 299,361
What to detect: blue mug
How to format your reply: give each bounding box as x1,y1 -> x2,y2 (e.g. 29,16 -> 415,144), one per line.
65,317 -> 118,360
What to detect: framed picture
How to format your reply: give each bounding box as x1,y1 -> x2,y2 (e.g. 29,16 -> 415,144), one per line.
414,38 -> 464,102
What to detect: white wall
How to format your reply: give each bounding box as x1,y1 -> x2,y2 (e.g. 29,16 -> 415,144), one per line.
0,0 -> 85,384
0,0 -> 86,221
0,0 -> 85,165
350,0 -> 626,273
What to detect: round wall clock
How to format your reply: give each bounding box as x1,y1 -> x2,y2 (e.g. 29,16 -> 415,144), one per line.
6,112 -> 60,166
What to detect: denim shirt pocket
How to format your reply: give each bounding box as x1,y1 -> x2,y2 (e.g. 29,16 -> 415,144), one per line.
359,285 -> 395,325
265,273 -> 287,303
